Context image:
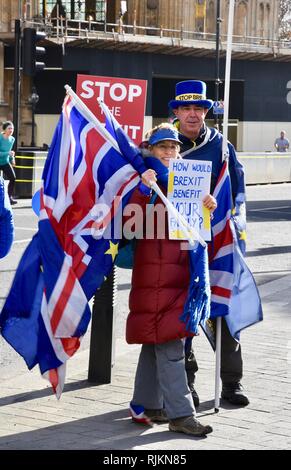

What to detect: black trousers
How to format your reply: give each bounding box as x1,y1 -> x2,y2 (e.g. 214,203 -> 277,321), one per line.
0,163 -> 16,197
185,317 -> 243,385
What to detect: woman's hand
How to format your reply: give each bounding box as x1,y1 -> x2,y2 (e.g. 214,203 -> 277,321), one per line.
9,150 -> 15,166
202,194 -> 217,213
141,169 -> 157,188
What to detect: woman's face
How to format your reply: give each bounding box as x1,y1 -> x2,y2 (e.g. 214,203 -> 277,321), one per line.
149,140 -> 180,167
4,125 -> 14,136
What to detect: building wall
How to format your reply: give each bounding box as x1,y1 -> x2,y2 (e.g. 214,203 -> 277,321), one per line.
0,0 -> 285,150
127,0 -> 279,39
25,47 -> 289,151
220,0 -> 279,40
242,122 -> 291,152
0,1 -> 280,32
0,0 -> 17,31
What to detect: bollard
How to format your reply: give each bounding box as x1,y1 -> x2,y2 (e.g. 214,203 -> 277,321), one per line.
15,152 -> 34,198
88,266 -> 117,383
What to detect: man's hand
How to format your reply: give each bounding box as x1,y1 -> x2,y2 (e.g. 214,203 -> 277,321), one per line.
202,194 -> 217,213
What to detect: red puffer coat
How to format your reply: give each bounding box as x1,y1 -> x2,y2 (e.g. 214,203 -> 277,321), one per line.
125,186 -> 193,345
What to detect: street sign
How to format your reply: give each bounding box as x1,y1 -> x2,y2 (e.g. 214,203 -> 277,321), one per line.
77,74 -> 147,145
213,100 -> 224,115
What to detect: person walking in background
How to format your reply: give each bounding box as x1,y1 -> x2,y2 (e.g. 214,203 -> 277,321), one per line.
126,123 -> 216,437
0,121 -> 17,205
274,130 -> 290,152
169,80 -> 249,408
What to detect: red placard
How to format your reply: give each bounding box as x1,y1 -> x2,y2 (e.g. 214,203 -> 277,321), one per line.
76,74 -> 147,145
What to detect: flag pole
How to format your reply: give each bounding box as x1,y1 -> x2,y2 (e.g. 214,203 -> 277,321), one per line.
221,0 -> 234,162
214,0 -> 235,413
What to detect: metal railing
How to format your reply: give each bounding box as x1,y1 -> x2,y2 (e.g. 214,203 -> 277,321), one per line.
22,15 -> 291,54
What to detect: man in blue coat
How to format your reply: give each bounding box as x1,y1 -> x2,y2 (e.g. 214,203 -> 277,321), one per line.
0,176 -> 14,259
169,80 -> 249,407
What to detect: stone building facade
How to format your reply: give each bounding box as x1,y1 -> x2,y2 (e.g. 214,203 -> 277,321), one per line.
127,0 -> 279,40
0,1 -> 285,148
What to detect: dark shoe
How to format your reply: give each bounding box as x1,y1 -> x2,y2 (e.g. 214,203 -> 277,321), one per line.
9,197 -> 17,205
221,382 -> 249,406
189,386 -> 200,408
144,408 -> 168,423
169,416 -> 213,437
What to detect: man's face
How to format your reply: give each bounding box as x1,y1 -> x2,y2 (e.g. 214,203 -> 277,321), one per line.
173,105 -> 208,140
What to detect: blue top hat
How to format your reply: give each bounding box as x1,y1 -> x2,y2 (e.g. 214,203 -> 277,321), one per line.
148,127 -> 182,145
168,80 -> 213,110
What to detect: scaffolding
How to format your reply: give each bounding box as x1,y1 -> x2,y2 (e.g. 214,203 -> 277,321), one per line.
21,5 -> 291,62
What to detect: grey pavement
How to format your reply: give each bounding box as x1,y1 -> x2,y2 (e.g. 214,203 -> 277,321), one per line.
0,193 -> 291,451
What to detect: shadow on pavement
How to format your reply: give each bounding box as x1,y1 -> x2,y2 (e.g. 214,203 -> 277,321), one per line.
0,407 -> 209,450
0,380 -> 106,407
246,245 -> 291,258
198,399 -> 248,414
247,200 -> 291,222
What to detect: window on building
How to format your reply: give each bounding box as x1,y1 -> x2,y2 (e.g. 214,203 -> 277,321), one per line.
40,1 -> 105,21
206,0 -> 215,34
234,1 -> 248,39
42,0 -> 71,17
96,1 -> 106,21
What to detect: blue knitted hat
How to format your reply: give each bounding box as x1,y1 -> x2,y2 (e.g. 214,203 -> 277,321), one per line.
168,80 -> 213,110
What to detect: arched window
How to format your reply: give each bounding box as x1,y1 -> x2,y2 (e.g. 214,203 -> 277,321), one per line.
206,0 -> 216,35
234,0 -> 248,39
259,2 -> 264,38
265,3 -> 271,39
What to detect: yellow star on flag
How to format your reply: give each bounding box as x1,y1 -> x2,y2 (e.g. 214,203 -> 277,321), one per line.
105,241 -> 119,261
239,230 -> 247,242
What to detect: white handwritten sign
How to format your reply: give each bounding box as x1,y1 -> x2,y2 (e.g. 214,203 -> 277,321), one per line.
167,159 -> 212,241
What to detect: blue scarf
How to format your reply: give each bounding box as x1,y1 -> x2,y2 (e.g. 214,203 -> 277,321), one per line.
144,157 -> 211,334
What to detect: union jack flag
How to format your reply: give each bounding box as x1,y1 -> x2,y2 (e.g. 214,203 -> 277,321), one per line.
205,160 -> 262,346
129,402 -> 153,426
0,93 -> 146,397
208,160 -> 234,318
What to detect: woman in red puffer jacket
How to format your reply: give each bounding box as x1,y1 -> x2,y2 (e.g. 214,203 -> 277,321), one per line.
126,183 -> 192,345
125,124 -> 216,437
